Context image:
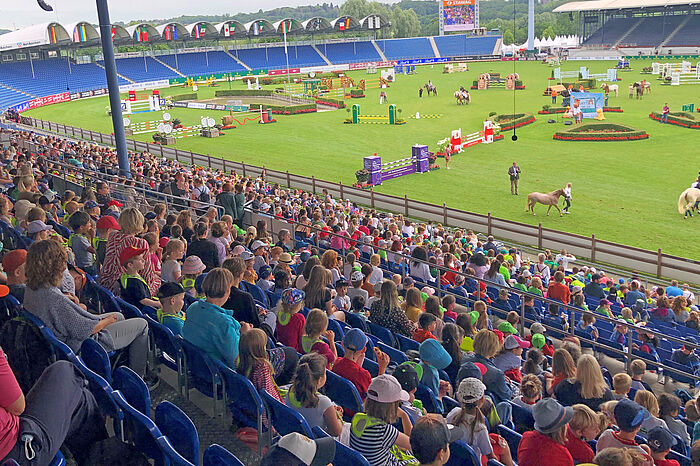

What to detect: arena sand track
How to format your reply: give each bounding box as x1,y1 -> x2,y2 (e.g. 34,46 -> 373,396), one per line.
26,60 -> 700,258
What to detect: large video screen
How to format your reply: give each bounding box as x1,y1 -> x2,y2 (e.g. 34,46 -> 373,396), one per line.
442,0 -> 476,32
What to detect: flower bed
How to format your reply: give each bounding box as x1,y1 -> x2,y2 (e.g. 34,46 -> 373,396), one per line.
648,111 -> 700,129
248,102 -> 317,115
553,123 -> 649,141
489,113 -> 535,131
539,105 -> 623,114
316,98 -> 346,109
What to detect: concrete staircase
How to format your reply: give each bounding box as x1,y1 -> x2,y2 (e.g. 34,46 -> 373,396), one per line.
493,37 -> 502,55
614,18 -> 644,47
312,44 -> 333,65
223,49 -> 251,71
94,62 -> 135,84
428,37 -> 441,58
659,16 -> 692,47
151,56 -> 186,78
371,40 -> 388,61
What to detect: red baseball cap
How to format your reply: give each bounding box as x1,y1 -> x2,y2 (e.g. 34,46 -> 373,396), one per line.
159,237 -> 169,249
2,249 -> 27,274
108,200 -> 123,207
119,246 -> 148,266
96,216 -> 120,231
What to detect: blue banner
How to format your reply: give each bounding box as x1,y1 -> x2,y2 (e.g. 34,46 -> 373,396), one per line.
397,57 -> 449,65
570,91 -> 603,119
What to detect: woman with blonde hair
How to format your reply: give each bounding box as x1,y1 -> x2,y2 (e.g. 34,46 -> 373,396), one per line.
304,265 -> 344,321
634,390 -> 668,437
566,404 -> 605,463
554,354 -> 613,410
368,280 -> 415,337
99,207 -> 160,295
320,249 -> 341,284
671,295 -> 690,323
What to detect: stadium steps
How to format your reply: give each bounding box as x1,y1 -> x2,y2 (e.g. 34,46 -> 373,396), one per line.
0,82 -> 35,98
493,37 -> 502,55
151,56 -> 186,78
312,44 -> 333,65
94,62 -> 135,84
223,49 -> 251,71
614,17 -> 645,47
371,40 -> 388,61
659,15 -> 692,47
428,37 -> 441,58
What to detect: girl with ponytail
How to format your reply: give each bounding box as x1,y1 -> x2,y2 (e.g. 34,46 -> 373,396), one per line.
284,352 -> 343,437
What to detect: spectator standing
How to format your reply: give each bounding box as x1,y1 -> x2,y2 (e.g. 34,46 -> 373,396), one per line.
187,222 -> 220,272
661,103 -> 670,123
508,162 -> 521,195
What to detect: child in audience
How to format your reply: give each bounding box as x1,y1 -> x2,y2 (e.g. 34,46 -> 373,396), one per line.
143,232 -> 161,274
240,328 -> 283,402
180,255 -> 206,296
349,375 -> 415,462
566,404 -> 604,464
513,275 -> 527,292
403,287 -> 423,323
285,352 -> 343,436
424,296 -> 444,338
497,321 -> 518,339
2,249 -> 27,301
410,415 -> 465,466
393,362 -> 426,420
658,393 -> 691,447
512,374 -> 542,411
447,377 -> 514,466
494,288 -> 514,312
161,239 -> 185,283
685,400 -> 700,444
442,295 -> 457,321
527,277 -> 544,297
629,360 -> 652,392
599,400 -> 619,428
473,300 -> 491,331
350,295 -> 368,322
26,220 -> 53,242
332,279 -> 350,311
456,313 -> 477,352
522,348 -> 548,376
119,246 -> 161,309
593,447 -> 649,466
68,211 -> 96,275
647,426 -> 682,466
633,390 -> 667,438
596,398 -> 653,460
157,282 -> 186,336
256,265 -> 274,292
613,373 -> 633,400
577,313 -> 599,339
596,299 -> 614,318
414,313 -> 438,343
332,328 -> 389,398
611,319 -> 630,347
275,288 -> 305,353
94,215 -> 120,270
300,308 -> 336,368
419,339 -> 452,413
494,335 -> 530,383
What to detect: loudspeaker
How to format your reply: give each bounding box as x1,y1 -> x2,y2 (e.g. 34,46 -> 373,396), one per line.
37,0 -> 53,11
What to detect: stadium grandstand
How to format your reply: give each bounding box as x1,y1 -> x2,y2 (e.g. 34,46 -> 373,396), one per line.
554,0 -> 700,56
3,2 -> 700,466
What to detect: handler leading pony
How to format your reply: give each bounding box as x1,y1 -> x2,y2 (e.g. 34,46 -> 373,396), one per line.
526,188 -> 565,216
678,187 -> 700,218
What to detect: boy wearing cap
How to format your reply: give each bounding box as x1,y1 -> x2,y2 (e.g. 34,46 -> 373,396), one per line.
68,211 -> 97,276
347,270 -> 369,303
414,313 -> 439,343
157,282 -> 186,336
120,246 -> 161,309
410,415 -> 466,466
260,432 -> 335,466
256,265 -> 274,292
497,321 -> 518,339
670,340 -> 700,372
250,240 -> 269,275
596,398 -> 653,462
394,362 -> 426,420
26,220 -> 53,242
332,279 -> 350,311
494,335 -> 530,383
611,319 -> 630,347
332,328 -> 389,398
2,249 -> 27,301
647,426 -> 681,466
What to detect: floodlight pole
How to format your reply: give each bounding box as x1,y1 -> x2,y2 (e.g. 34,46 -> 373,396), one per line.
528,0 -> 535,54
96,0 -> 130,177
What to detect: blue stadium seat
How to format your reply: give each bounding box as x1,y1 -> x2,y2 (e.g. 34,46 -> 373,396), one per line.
178,336 -> 222,415
445,441 -> 480,466
112,390 -> 168,465
325,370 -> 363,417
155,401 -> 199,465
80,338 -> 112,384
363,357 -> 379,377
415,383 -> 440,414
112,366 -> 151,416
155,436 -> 196,466
368,321 -> 396,348
259,388 -> 314,437
395,333 -> 420,353
509,401 -> 535,433
145,315 -> 183,392
443,395 -> 460,413
202,444 -> 245,466
376,340 -> 408,365
75,358 -> 125,441
312,426 -> 371,466
497,424 -> 521,462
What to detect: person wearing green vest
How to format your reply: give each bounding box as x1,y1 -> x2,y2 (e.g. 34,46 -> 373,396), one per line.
157,282 -> 186,336
350,374 -> 416,465
119,246 -> 161,309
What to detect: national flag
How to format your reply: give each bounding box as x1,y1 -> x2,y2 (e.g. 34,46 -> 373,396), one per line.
164,26 -> 171,41
339,20 -> 345,31
138,26 -> 148,42
49,26 -> 57,44
345,17 -> 351,29
194,23 -> 206,39
73,27 -> 79,42
253,22 -> 259,36
223,23 -> 230,37
111,26 -> 116,40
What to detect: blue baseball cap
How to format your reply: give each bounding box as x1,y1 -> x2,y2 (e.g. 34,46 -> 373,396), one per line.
343,328 -> 368,351
84,200 -> 99,210
419,339 -> 452,370
647,426 -> 677,452
281,288 -> 305,306
614,398 -> 650,431
258,265 -> 272,279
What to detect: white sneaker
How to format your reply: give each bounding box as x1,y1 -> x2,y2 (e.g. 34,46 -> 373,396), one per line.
564,211 -> 570,214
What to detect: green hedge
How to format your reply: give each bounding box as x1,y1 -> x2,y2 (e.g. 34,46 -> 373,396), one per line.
248,102 -> 316,115
554,123 -> 649,141
350,89 -> 365,96
490,113 -> 535,130
649,111 -> 700,128
561,79 -> 597,89
215,89 -> 274,97
316,97 -> 346,108
170,93 -> 198,101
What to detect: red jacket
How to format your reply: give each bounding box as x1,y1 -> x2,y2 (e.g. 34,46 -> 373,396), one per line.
518,430 -> 573,466
547,282 -> 571,305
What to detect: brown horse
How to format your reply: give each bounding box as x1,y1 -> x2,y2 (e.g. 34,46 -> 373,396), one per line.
526,188 -> 565,216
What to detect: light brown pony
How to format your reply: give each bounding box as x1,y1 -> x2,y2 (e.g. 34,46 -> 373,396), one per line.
526,188 -> 565,216
678,187 -> 700,218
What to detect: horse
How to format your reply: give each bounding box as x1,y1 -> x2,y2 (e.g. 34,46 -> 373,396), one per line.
526,188 -> 565,216
454,90 -> 470,105
678,187 -> 700,218
633,82 -> 645,99
600,83 -> 618,97
424,83 -> 437,96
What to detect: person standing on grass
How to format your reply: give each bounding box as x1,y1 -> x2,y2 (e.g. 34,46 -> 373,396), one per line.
508,162 -> 521,195
572,101 -> 583,125
562,182 -> 572,214
661,103 -> 670,123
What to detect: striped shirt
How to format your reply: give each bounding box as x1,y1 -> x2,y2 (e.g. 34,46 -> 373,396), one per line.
349,421 -> 405,466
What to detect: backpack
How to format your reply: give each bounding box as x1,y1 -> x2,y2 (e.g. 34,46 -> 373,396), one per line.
197,186 -> 210,203
0,317 -> 54,393
84,436 -> 150,466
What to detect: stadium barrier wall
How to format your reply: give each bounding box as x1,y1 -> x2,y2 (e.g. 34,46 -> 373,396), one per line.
18,116 -> 700,287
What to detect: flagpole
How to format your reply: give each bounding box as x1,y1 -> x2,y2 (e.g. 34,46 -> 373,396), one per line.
284,23 -> 291,104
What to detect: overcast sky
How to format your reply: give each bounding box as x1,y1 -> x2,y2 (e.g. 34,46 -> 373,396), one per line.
0,0 -> 367,29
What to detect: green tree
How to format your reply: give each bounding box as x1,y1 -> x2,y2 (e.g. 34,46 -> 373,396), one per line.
503,29 -> 514,45
541,25 -> 556,39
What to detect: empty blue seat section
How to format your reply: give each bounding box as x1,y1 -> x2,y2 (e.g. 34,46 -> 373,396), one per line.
433,35 -> 498,57
623,16 -> 685,46
375,38 -> 434,60
317,41 -> 381,64
666,16 -> 700,46
102,57 -> 180,82
231,45 -> 326,70
157,51 -> 246,76
583,18 -> 637,46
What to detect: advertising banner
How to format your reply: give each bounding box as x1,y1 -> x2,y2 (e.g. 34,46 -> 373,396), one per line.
570,91 -> 603,119
118,80 -> 170,92
269,68 -> 301,76
348,60 -> 397,70
442,0 -> 476,32
397,58 -> 449,65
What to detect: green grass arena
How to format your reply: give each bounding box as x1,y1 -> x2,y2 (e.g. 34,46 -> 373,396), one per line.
26,59 -> 700,258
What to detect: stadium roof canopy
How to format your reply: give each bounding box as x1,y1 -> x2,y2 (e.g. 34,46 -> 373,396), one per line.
554,0 -> 699,13
0,22 -> 71,51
